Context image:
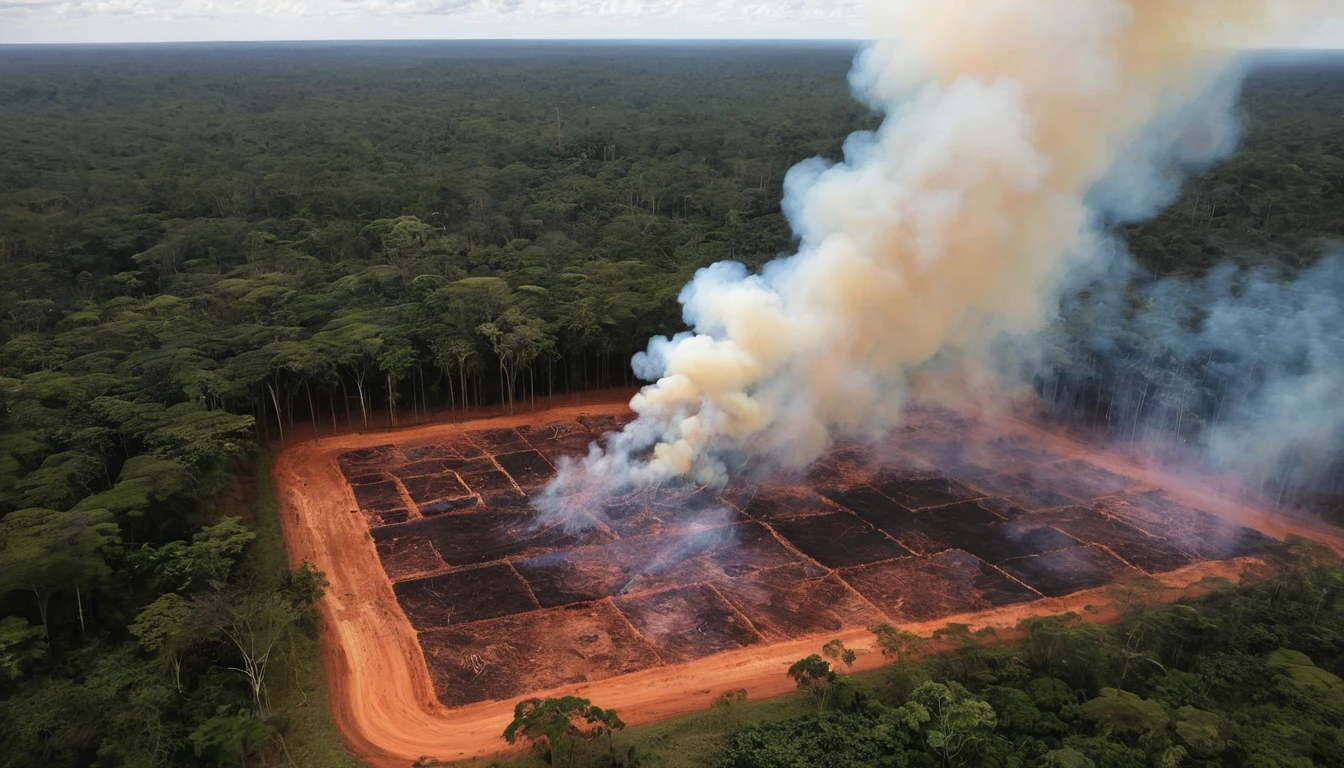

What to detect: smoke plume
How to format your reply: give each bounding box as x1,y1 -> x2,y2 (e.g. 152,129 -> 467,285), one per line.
1038,252 -> 1344,513
539,1 -> 1330,523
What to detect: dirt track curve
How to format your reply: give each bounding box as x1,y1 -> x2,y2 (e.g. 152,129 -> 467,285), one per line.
272,395 -> 1344,767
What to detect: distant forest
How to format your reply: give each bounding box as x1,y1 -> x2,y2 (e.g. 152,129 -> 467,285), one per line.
0,42 -> 1342,767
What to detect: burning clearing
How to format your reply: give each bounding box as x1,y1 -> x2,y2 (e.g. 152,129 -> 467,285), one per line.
334,401 -> 1278,711
272,395 -> 1344,766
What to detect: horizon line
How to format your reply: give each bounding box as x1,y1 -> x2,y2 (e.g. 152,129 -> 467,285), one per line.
2,38 -> 1341,51
1,37 -> 864,47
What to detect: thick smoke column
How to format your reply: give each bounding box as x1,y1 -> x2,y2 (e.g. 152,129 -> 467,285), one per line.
539,0 -> 1327,523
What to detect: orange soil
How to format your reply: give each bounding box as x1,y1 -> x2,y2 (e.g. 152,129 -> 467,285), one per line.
271,393 -> 1344,767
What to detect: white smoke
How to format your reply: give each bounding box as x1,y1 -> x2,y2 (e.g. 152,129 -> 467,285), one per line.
1038,252 -> 1344,511
538,0 -> 1332,523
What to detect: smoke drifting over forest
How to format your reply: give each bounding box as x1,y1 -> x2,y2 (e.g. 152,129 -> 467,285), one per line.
538,0 -> 1336,524
1038,253 -> 1344,512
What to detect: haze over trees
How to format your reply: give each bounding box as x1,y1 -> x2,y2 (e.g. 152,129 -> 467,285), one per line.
1,42 -> 1342,767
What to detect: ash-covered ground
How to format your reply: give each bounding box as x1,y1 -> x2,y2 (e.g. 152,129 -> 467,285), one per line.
337,407 -> 1276,709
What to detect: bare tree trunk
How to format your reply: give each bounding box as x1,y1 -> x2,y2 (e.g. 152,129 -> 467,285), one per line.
266,381 -> 285,446
33,589 -> 49,643
305,381 -> 319,445
444,366 -> 455,413
340,376 -> 352,427
413,365 -> 424,419
354,373 -> 369,427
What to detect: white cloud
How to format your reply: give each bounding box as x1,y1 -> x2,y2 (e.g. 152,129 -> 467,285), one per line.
0,0 -> 1338,45
0,0 -> 867,42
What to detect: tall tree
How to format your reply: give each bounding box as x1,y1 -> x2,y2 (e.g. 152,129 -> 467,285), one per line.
0,507 -> 118,638
502,696 -> 625,768
194,592 -> 299,722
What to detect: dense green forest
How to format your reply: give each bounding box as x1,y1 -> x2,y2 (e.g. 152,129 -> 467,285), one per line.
1,42 -> 1342,767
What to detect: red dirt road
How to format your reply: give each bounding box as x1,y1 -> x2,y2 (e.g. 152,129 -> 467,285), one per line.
272,395 -> 1344,767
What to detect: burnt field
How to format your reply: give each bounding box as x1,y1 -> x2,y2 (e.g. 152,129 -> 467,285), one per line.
336,406 -> 1279,710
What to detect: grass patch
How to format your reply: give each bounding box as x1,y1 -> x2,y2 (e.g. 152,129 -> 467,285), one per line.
452,669 -> 896,767
246,451 -> 366,768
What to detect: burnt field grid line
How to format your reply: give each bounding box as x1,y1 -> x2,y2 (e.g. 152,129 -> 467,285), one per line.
390,473 -> 424,520
752,513 -> 916,624
701,582 -> 770,645
506,560 -> 545,610
392,543 -> 452,584
486,454 -> 529,498
980,555 -> 1047,599
827,567 -> 900,627
604,597 -> 671,667
905,492 -> 994,514
764,513 -> 919,571
757,517 -> 832,573
1088,542 -> 1147,574
769,493 -> 857,522
722,485 -> 757,515
961,477 -> 1077,512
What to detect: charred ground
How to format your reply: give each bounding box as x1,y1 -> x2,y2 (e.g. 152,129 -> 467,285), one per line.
338,405 -> 1277,710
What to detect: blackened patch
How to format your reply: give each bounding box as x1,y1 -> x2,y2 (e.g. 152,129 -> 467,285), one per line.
375,510 -> 410,526
419,601 -> 659,709
769,512 -> 915,568
394,563 -> 538,630
397,510 -> 609,568
1028,460 -> 1141,503
352,480 -> 406,514
494,450 -> 556,490
613,585 -> 762,663
464,427 -> 531,454
734,485 -> 837,521
816,485 -> 907,522
347,472 -> 389,486
872,475 -> 984,510
963,472 -> 1078,511
576,413 -> 635,434
1035,506 -> 1198,574
840,550 -> 1038,622
401,473 -> 472,505
714,565 -> 884,642
375,533 -> 446,581
419,497 -> 480,516
998,545 -> 1133,598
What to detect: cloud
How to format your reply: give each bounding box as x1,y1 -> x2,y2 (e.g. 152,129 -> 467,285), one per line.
0,0 -> 861,23
0,0 -> 873,42
4,0 -> 1337,43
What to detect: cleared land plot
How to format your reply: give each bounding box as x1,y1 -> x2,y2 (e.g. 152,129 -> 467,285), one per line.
331,404 -> 1284,710
276,396 -> 1344,767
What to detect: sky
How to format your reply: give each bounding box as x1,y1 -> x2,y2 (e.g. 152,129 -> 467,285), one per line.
0,0 -> 1341,45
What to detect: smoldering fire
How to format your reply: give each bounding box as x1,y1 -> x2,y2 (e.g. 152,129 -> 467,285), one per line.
536,0 -> 1337,528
